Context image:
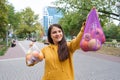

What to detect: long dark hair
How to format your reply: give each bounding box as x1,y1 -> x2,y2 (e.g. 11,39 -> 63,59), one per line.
47,24 -> 69,61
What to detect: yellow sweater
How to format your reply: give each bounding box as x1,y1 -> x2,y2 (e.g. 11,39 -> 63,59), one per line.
41,27 -> 84,80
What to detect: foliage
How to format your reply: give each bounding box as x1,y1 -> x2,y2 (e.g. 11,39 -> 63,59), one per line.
53,0 -> 119,37
59,12 -> 86,37
0,0 -> 8,39
0,41 -> 8,56
54,0 -> 118,20
0,0 -> 44,41
103,23 -> 120,39
14,7 -> 43,39
7,3 -> 22,30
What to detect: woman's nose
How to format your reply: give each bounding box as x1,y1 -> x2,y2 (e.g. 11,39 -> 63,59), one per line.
56,32 -> 60,35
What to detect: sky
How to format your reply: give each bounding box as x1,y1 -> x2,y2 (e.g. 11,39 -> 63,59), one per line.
8,0 -> 56,19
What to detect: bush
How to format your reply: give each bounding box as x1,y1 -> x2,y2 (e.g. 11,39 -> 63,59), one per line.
0,46 -> 8,56
106,39 -> 120,42
0,41 -> 9,56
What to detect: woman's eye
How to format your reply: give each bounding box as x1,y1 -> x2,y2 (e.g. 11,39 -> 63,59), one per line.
52,30 -> 62,34
52,31 -> 56,34
58,30 -> 62,33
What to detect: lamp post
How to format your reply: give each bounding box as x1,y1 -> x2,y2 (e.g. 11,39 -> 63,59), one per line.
115,2 -> 120,26
6,24 -> 10,46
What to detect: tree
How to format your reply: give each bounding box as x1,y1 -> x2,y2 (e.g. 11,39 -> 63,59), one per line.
0,0 -> 8,40
103,23 -> 120,39
53,0 -> 119,38
15,7 -> 43,39
59,12 -> 86,37
54,0 -> 119,21
7,3 -> 21,29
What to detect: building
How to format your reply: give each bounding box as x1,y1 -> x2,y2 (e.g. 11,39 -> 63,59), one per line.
43,6 -> 63,36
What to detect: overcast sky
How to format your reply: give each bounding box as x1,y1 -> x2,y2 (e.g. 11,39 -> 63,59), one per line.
8,0 -> 56,19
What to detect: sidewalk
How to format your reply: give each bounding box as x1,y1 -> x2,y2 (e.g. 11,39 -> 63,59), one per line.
0,41 -> 25,60
0,40 -> 120,63
0,41 -> 120,80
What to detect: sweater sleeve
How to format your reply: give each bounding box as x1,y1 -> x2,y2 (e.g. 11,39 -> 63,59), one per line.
68,23 -> 85,53
41,47 -> 46,58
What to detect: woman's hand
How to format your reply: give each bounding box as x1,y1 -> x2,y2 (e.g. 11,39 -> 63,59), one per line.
32,50 -> 44,62
26,54 -> 35,66
81,21 -> 86,32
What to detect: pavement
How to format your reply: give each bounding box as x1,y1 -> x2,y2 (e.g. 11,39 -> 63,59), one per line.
0,40 -> 120,63
0,41 -> 25,60
80,51 -> 120,63
0,41 -> 120,80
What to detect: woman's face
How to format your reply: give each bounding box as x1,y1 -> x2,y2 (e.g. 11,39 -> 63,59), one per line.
50,26 -> 63,44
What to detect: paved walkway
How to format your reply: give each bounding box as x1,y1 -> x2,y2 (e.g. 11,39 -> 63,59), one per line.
0,41 -> 25,60
0,41 -> 120,80
0,41 -> 120,63
1,41 -> 120,63
80,51 -> 120,63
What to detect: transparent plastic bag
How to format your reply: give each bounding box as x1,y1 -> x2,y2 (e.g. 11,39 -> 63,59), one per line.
80,7 -> 106,52
26,42 -> 42,66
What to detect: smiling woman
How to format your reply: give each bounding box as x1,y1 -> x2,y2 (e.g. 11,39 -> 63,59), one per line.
25,23 -> 85,80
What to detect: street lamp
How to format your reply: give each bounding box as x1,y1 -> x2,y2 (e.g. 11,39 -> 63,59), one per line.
115,2 -> 120,26
6,24 -> 10,46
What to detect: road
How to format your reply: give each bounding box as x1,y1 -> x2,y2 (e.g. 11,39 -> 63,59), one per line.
0,40 -> 120,80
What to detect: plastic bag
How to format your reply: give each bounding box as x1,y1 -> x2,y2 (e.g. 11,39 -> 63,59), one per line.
80,7 -> 106,52
26,42 -> 42,66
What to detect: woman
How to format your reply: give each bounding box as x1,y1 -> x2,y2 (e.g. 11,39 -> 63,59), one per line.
26,23 -> 85,80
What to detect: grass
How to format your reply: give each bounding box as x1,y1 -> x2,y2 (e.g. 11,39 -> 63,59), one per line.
96,46 -> 120,57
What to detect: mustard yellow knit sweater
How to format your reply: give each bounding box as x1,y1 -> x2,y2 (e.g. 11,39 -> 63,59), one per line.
41,27 -> 84,80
